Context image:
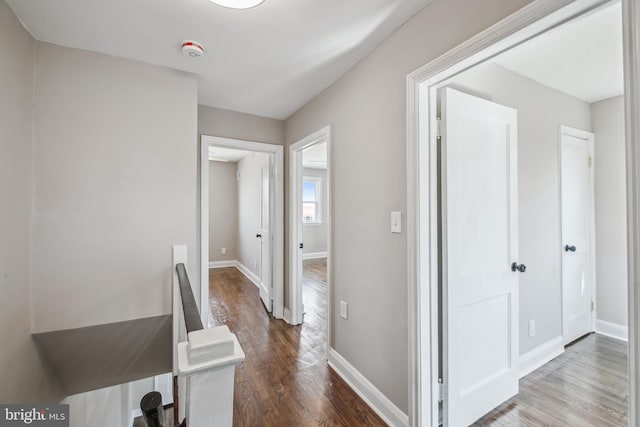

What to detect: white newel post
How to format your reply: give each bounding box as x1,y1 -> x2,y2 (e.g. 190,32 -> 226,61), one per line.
177,325 -> 245,427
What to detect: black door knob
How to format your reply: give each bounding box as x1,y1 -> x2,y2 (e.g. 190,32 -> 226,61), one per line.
299,243 -> 304,249
565,245 -> 576,252
511,262 -> 526,273
256,233 -> 262,238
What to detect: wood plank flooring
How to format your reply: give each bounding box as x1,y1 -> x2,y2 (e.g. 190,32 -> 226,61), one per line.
208,259 -> 386,427
209,259 -> 628,426
473,333 -> 628,426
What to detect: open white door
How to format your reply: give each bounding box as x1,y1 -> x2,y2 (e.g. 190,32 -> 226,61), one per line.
441,88 -> 520,426
560,126 -> 595,344
259,164 -> 272,313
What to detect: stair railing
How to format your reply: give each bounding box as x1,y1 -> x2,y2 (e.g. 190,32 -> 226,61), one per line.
168,245 -> 245,427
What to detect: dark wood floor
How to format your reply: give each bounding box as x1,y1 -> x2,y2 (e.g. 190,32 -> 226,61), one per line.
473,333 -> 628,426
209,261 -> 628,426
208,259 -> 386,427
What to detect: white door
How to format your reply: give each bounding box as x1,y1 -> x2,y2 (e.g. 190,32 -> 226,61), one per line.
258,164 -> 272,313
294,149 -> 305,324
560,126 -> 595,344
441,88 -> 520,427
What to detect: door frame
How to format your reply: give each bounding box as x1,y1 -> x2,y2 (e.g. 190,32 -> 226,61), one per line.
406,0 -> 640,425
559,125 -> 597,343
259,163 -> 273,312
288,126 -> 331,348
200,135 -> 285,323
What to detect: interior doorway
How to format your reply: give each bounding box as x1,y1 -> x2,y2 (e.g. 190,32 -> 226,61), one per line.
288,126 -> 331,353
406,0 -> 637,425
200,135 -> 284,323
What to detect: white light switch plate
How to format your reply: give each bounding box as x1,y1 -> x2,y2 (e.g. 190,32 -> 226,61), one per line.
340,301 -> 348,319
391,211 -> 402,233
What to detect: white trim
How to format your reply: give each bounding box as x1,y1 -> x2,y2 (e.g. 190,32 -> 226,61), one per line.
518,337 -> 565,379
283,307 -> 291,324
328,348 -> 409,427
289,126 -> 332,362
302,251 -> 328,260
172,245 -> 188,375
235,261 -> 261,290
201,135 -> 285,320
200,140 -> 211,328
406,1 -> 622,425
209,260 -> 237,269
172,245 -> 188,420
622,0 -> 640,424
596,319 -> 629,342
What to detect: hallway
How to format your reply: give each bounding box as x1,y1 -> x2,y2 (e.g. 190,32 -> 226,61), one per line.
207,261 -> 386,426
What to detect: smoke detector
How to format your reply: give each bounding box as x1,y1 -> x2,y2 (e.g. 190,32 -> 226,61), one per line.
181,40 -> 205,58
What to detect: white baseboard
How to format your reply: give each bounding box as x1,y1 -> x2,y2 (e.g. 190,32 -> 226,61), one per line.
235,261 -> 260,289
328,348 -> 408,427
596,319 -> 629,342
303,251 -> 327,260
283,308 -> 292,324
518,336 -> 564,378
209,260 -> 237,268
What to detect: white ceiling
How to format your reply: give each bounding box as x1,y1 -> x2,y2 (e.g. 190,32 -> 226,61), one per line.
494,2 -> 623,104
7,0 -> 430,120
208,146 -> 252,162
302,142 -> 327,169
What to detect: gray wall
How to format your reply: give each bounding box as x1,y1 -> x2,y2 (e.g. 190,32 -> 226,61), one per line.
31,43 -> 198,333
237,153 -> 271,277
302,168 -> 328,254
198,105 -> 285,145
592,96 -> 628,328
209,161 -> 239,262
450,63 -> 592,355
0,0 -> 63,403
284,0 -> 532,412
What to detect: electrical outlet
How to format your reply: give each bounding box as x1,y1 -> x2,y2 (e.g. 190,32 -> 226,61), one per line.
221,247 -> 227,255
528,320 -> 536,337
340,301 -> 348,319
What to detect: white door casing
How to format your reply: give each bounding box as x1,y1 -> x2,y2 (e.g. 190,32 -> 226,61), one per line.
287,144 -> 304,325
200,135 -> 285,321
560,126 -> 595,344
289,126 -> 331,328
441,88 -> 519,427
259,165 -> 272,312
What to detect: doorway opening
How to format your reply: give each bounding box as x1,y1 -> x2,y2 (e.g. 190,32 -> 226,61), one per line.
200,135 -> 284,324
407,0 -> 637,425
289,126 -> 331,354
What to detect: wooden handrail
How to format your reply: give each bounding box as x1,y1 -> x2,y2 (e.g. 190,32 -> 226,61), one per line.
175,263 -> 203,333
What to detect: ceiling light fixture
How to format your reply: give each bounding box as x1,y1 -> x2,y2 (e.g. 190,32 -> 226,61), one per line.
208,0 -> 265,9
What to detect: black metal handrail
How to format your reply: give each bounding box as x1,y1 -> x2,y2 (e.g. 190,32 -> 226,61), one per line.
176,263 -> 203,333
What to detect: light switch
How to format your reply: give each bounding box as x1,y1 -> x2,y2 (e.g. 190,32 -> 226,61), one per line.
391,211 -> 402,234
340,301 -> 348,319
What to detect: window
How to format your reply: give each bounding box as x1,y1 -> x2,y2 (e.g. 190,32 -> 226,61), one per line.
302,176 -> 322,224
